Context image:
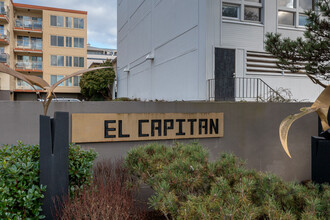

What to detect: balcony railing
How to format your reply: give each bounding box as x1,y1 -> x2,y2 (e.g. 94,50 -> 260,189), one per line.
208,77 -> 285,102
16,79 -> 42,90
0,53 -> 9,64
0,6 -> 9,16
16,61 -> 43,71
16,19 -> 42,30
16,40 -> 42,50
0,30 -> 10,43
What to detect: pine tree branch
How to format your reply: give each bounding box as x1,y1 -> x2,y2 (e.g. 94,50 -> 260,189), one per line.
306,74 -> 328,88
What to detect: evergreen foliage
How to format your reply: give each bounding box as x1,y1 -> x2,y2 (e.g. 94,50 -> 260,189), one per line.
125,143 -> 330,219
265,0 -> 329,82
80,60 -> 116,101
0,142 -> 97,219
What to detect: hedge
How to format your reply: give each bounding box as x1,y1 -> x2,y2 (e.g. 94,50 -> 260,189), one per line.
0,142 -> 97,219
125,142 -> 329,219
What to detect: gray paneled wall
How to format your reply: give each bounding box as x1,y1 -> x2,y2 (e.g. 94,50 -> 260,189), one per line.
0,101 -> 317,182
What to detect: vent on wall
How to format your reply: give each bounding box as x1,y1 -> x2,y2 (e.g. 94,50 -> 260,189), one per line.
246,51 -> 305,75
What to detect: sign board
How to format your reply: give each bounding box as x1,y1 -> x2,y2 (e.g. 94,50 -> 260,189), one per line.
72,113 -> 224,143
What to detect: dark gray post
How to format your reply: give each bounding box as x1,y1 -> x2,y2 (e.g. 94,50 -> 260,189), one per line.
311,136 -> 330,184
40,112 -> 69,219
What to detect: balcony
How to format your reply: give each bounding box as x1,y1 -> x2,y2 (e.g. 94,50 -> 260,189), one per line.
0,53 -> 9,65
0,30 -> 10,44
15,40 -> 42,54
15,61 -> 43,73
14,18 -> 42,33
0,6 -> 9,23
16,79 -> 43,92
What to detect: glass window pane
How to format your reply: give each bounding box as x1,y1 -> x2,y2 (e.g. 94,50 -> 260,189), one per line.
74,37 -> 78,47
66,56 -> 72,67
79,38 -> 84,48
51,35 -> 56,46
23,36 -> 29,47
244,7 -> 261,21
299,14 -> 309,26
51,75 -> 57,85
73,18 -> 78,28
58,56 -> 64,66
279,0 -> 295,8
74,57 -> 79,67
245,0 -> 261,2
58,36 -> 64,47
278,11 -> 294,25
58,75 -> 65,86
73,76 -> 79,86
79,57 -> 84,67
17,36 -> 23,46
222,5 -> 239,18
66,37 -> 72,47
65,78 -> 72,86
79,18 -> 84,29
65,17 -> 72,28
299,0 -> 314,10
50,15 -> 56,26
51,55 -> 57,66
57,16 -> 64,27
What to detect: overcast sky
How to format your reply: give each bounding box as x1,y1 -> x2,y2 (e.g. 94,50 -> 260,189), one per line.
15,0 -> 117,49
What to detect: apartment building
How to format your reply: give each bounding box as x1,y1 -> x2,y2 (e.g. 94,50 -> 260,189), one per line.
117,0 -> 328,102
87,44 -> 117,67
0,0 -> 87,100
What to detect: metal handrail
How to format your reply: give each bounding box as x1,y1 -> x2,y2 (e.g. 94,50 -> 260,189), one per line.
208,77 -> 286,102
15,19 -> 42,30
16,61 -> 43,71
0,53 -> 9,64
16,40 -> 42,50
0,6 -> 9,15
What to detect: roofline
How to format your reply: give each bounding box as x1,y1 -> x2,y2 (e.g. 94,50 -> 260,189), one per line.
13,3 -> 88,15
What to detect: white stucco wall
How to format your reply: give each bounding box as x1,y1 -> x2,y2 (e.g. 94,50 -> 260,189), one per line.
117,0 -> 328,102
117,0 -> 207,101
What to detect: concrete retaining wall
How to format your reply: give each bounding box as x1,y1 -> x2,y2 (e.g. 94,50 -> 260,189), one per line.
0,101 -> 317,182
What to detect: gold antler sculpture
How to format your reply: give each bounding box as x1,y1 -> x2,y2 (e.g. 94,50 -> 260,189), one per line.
279,86 -> 330,158
0,63 -> 112,115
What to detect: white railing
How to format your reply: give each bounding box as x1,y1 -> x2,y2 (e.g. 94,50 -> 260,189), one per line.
16,61 -> 43,71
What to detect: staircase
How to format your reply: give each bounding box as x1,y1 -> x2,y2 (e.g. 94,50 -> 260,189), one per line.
208,77 -> 285,102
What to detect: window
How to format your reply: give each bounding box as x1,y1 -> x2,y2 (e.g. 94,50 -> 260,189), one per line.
244,6 -> 261,21
50,35 -> 64,47
73,18 -> 84,29
66,37 -> 72,47
222,0 -> 262,22
51,75 -> 65,86
17,36 -> 30,48
278,0 -> 314,27
31,37 -> 42,50
50,15 -> 64,27
74,57 -> 84,67
222,4 -> 240,18
66,56 -> 72,67
65,78 -> 72,87
51,75 -> 57,85
65,17 -> 72,28
73,76 -> 81,86
74,37 -> 84,48
51,55 -> 65,67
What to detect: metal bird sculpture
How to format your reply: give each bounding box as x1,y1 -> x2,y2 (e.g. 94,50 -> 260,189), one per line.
0,63 -> 112,115
279,85 -> 330,158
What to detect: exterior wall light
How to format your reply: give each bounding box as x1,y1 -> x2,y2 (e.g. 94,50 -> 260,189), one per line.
146,53 -> 154,61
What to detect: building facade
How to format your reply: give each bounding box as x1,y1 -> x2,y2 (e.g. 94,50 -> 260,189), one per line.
117,0 -> 328,102
0,0 -> 87,100
87,44 -> 117,68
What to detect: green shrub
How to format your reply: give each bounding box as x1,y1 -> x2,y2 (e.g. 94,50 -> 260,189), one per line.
0,142 -> 97,219
125,143 -> 330,219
